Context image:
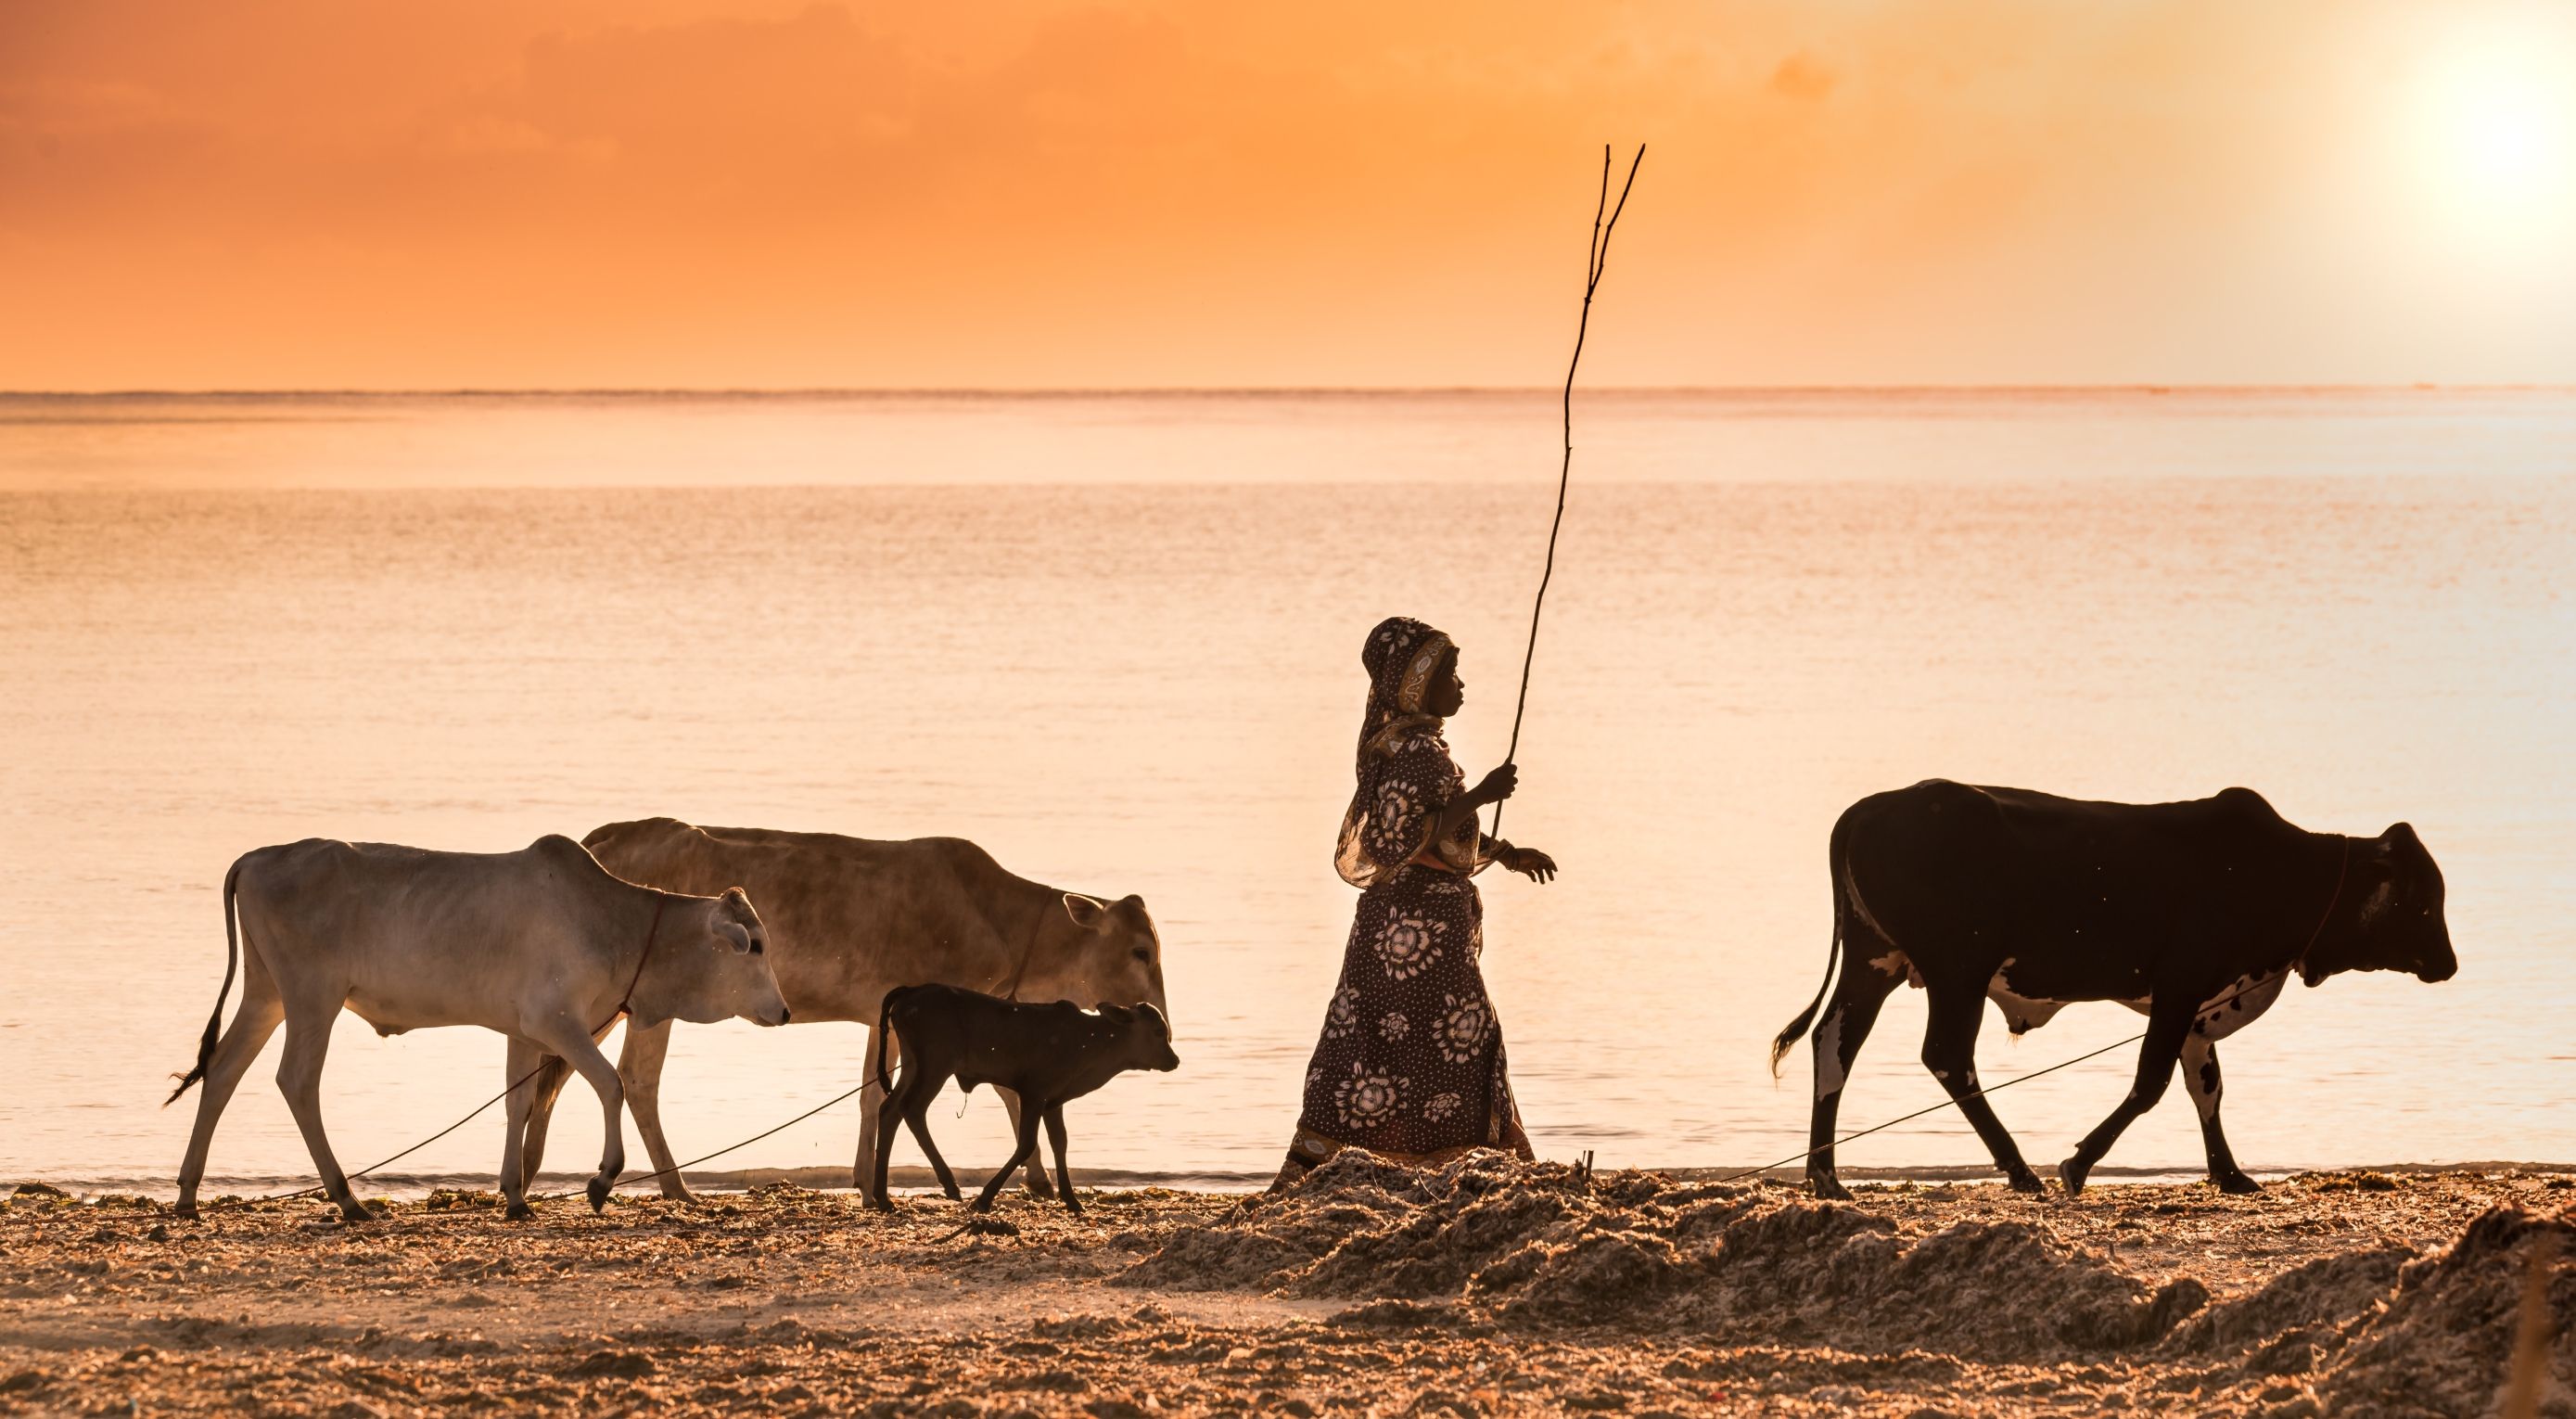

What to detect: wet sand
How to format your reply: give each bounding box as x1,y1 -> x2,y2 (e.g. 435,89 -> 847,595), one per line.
3,1160 -> 2570,1417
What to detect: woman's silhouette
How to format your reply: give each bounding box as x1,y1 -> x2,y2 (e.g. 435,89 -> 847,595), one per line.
1275,616 -> 1558,1186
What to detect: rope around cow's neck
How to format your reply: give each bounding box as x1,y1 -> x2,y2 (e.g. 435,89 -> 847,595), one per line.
996,892 -> 1051,1003
1715,837 -> 2356,1187
615,894 -> 666,1019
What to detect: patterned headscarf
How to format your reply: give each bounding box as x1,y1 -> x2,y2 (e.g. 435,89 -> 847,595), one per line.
1334,617 -> 1460,888
1353,616 -> 1454,766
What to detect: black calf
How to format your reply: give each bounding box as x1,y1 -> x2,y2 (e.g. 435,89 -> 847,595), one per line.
869,983 -> 1178,1214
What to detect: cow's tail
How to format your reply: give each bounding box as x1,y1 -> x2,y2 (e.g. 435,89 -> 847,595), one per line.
871,987 -> 904,1093
1770,815 -> 1852,1078
166,857 -> 245,1106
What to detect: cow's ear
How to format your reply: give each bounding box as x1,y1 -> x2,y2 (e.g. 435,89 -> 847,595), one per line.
1094,1002 -> 1132,1021
2382,822 -> 2421,850
721,886 -> 753,909
1062,893 -> 1112,931
1137,1002 -> 1169,1037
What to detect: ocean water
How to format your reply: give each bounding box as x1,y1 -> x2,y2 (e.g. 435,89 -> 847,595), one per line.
2,389 -> 2571,1195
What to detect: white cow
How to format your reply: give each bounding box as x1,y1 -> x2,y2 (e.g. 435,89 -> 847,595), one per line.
168,835 -> 790,1221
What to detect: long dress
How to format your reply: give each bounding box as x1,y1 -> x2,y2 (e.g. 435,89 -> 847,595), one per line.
1282,717 -> 1532,1178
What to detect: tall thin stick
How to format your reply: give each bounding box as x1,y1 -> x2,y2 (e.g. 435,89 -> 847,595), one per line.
1491,144 -> 1644,851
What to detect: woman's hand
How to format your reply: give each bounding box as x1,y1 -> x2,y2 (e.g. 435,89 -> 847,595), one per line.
1436,764 -> 1518,846
1498,845 -> 1558,883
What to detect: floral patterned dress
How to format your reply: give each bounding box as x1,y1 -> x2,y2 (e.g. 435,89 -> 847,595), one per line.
1280,618 -> 1532,1181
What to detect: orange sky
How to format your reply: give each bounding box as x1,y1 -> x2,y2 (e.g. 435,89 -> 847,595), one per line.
5,0 -> 2573,390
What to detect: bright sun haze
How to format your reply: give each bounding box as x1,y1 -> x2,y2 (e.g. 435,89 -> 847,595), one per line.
3,0 -> 2572,390
2412,21 -> 2573,219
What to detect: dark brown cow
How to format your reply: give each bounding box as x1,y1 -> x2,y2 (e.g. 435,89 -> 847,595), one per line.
1773,782 -> 2455,1198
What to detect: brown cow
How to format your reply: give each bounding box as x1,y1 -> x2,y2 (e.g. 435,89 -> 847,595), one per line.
511,818 -> 1167,1199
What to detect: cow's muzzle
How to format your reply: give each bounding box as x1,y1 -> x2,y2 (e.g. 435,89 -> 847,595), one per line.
2417,960 -> 2456,984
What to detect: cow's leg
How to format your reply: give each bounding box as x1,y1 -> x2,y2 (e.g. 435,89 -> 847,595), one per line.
519,1016 -> 619,1190
617,1019 -> 691,1201
869,1088 -> 904,1209
2178,1036 -> 2260,1195
873,1066 -> 954,1208
855,1023 -> 899,1192
274,999 -> 371,1221
996,1088 -> 1058,1198
514,1055 -> 575,1192
2060,999 -> 2194,1196
173,979 -> 285,1219
525,1019 -> 626,1215
901,1092 -> 963,1203
1040,1103 -> 1079,1215
500,1036 -> 553,1220
1919,981 -> 2045,1194
970,1106 -> 1044,1214
1804,964 -> 1902,1200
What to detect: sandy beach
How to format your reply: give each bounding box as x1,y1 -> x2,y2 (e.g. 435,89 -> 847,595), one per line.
5,1157 -> 2569,1418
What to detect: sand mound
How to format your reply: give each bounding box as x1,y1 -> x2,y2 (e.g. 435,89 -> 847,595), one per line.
2158,1244 -> 2414,1387
1118,1149 -> 1428,1292
2314,1205 -> 2575,1419
1677,1208 -> 2206,1355
1121,1151 -> 2201,1358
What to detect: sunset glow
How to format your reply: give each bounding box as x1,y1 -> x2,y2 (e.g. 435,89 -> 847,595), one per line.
4,1 -> 2573,389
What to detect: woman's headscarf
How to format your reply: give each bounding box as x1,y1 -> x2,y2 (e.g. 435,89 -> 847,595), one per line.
1353,615 -> 1453,765
1334,616 -> 1473,888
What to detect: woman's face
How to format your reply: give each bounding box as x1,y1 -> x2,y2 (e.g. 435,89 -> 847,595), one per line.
1423,646 -> 1466,717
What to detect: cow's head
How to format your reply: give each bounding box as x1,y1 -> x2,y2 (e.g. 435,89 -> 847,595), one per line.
1095,1001 -> 1180,1074
649,886 -> 792,1027
1046,892 -> 1169,1028
2307,824 -> 2455,987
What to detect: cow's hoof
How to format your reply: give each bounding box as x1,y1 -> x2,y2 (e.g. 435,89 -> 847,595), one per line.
585,1177 -> 612,1214
2213,1170 -> 2262,1195
1062,1198 -> 1085,1218
942,1186 -> 963,1203
505,1199 -> 534,1221
1807,1173 -> 1854,1202
2059,1156 -> 2094,1196
2006,1169 -> 2047,1195
1025,1173 -> 1057,1200
173,1201 -> 199,1221
968,1198 -> 995,1215
865,1195 -> 895,1213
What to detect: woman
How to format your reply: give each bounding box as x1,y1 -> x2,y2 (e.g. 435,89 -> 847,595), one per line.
1275,616 -> 1559,1185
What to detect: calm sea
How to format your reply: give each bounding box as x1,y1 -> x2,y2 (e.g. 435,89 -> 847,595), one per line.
3,389 -> 2571,1195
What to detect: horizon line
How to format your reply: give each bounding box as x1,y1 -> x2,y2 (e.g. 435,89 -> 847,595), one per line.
6,381 -> 2574,400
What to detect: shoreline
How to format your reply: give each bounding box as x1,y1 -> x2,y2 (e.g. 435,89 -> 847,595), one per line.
18,1157 -> 2575,1205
